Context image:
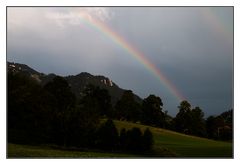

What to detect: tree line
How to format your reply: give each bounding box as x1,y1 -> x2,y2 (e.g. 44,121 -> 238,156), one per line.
8,72 -> 153,153
8,72 -> 232,153
113,89 -> 232,141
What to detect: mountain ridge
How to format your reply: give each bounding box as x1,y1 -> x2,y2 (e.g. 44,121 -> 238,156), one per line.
7,61 -> 142,104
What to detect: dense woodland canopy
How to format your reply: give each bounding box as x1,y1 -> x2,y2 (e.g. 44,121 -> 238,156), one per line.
8,71 -> 232,154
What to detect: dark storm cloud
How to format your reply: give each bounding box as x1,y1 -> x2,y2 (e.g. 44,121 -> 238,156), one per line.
7,7 -> 233,116
107,7 -> 233,116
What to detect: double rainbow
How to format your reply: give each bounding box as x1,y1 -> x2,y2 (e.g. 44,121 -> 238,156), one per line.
79,8 -> 232,103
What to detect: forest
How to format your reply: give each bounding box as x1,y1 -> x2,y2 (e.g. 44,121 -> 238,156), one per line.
8,71 -> 233,155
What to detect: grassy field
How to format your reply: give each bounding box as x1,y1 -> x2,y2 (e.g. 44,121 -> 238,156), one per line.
8,120 -> 233,158
113,120 -> 233,157
8,143 -> 139,158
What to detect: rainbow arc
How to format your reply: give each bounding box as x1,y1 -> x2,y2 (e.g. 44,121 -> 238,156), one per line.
80,12 -> 187,101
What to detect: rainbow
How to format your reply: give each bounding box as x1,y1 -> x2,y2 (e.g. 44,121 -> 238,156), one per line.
80,13 -> 185,102
201,8 -> 233,45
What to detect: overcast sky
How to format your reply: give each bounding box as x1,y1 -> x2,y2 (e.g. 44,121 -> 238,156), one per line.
7,7 -> 233,117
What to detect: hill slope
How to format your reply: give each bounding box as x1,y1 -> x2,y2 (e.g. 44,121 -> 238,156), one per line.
8,120 -> 232,158
112,120 -> 232,157
7,62 -> 142,104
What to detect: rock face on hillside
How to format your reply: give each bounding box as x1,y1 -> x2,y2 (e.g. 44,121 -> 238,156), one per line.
7,61 -> 142,105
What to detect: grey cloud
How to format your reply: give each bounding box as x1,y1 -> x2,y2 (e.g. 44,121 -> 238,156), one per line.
7,7 -> 233,116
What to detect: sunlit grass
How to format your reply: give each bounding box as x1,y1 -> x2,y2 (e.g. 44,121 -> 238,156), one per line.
113,120 -> 233,157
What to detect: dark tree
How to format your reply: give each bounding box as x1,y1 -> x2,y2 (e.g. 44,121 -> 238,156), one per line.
190,107 -> 206,136
206,110 -> 232,140
119,128 -> 127,150
81,84 -> 112,118
206,116 -> 216,139
174,101 -> 207,137
219,109 -> 233,140
96,119 -> 119,150
8,72 -> 55,144
115,90 -> 141,122
163,111 -> 175,130
65,105 -> 98,147
141,95 -> 165,127
67,85 -> 113,147
119,127 -> 154,152
142,128 -> 154,150
220,109 -> 233,129
44,76 -> 76,112
125,127 -> 143,151
174,100 -> 192,133
44,76 -> 76,146
178,100 -> 191,112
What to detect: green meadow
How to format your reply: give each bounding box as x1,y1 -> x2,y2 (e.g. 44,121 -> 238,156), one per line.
8,120 -> 232,158
114,120 -> 233,157
8,143 -> 138,158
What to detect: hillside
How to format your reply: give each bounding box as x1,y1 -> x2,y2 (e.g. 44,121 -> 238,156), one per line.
8,120 -> 232,158
112,120 -> 232,157
7,61 -> 142,104
7,62 -> 232,158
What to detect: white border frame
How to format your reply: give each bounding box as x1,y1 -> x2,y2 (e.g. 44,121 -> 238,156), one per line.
1,0 -> 239,164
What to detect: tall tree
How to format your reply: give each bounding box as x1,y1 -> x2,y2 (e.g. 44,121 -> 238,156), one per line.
174,100 -> 192,133
80,84 -> 112,118
220,109 -> 233,129
96,119 -> 119,150
44,76 -> 76,146
190,106 -> 206,136
8,72 -> 55,144
44,76 -> 76,113
206,110 -> 232,140
175,101 -> 207,137
206,116 -> 217,139
141,95 -> 165,127
142,128 -> 154,150
115,90 -> 141,122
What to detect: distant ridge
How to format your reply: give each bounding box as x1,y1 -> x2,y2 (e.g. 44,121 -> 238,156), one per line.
7,61 -> 142,104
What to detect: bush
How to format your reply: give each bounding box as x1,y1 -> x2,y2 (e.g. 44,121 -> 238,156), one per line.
142,128 -> 154,150
119,127 -> 154,152
96,119 -> 119,150
125,127 -> 143,151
